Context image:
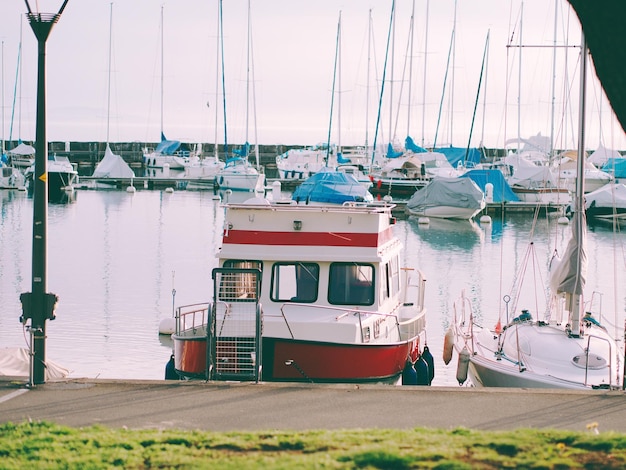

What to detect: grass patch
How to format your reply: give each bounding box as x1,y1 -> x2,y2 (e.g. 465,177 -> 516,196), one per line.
0,421 -> 625,469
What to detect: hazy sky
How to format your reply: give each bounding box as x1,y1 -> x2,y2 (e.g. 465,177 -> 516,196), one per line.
1,0 -> 625,151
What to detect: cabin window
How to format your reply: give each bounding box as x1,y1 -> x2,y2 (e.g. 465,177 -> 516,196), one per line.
219,260 -> 262,300
382,263 -> 390,301
328,263 -> 375,306
390,255 -> 400,297
270,262 -> 319,303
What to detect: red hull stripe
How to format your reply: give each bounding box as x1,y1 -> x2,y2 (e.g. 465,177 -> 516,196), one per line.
224,228 -> 393,247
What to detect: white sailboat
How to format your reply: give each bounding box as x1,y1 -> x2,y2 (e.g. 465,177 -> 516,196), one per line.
142,6 -> 188,171
213,0 -> 264,193
450,34 -> 622,390
91,3 -> 135,187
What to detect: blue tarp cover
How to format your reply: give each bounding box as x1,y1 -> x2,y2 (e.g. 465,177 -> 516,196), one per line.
461,169 -> 519,202
405,136 -> 428,153
155,133 -> 182,155
293,168 -> 372,204
602,157 -> 626,178
435,146 -> 482,168
386,143 -> 403,159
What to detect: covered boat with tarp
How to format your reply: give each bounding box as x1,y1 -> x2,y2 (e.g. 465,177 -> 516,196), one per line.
293,167 -> 373,205
406,177 -> 485,220
92,145 -> 135,180
583,183 -> 626,223
143,133 -> 190,170
462,169 -> 519,203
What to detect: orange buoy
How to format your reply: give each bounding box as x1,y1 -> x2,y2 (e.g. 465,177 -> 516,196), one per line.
443,327 -> 454,365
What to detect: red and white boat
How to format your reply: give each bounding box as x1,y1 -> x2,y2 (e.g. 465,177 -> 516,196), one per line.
171,196 -> 430,384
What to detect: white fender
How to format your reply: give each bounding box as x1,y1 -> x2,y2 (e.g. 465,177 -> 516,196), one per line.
456,346 -> 470,385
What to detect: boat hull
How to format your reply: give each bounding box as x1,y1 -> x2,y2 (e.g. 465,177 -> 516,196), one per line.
406,204 -> 484,220
173,335 -> 419,383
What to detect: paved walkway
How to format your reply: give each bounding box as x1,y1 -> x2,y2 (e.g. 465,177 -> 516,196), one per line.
1,378 -> 625,433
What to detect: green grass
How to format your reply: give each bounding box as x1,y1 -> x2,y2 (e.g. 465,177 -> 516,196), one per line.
1,421 -> 625,469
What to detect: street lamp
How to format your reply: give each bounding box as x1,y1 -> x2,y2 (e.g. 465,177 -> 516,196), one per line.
19,0 -> 69,386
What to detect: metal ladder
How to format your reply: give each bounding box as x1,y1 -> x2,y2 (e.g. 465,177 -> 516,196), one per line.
207,268 -> 263,382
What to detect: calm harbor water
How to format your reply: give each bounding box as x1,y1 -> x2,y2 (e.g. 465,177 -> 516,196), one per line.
0,188 -> 624,386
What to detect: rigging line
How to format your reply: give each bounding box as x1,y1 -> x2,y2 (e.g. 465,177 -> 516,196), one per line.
371,0 -> 397,168
432,29 -> 454,149
8,36 -> 21,143
465,30 -> 490,164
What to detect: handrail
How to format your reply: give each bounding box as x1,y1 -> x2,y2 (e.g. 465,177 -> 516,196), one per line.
277,302 -> 411,343
175,302 -> 210,334
584,334 -> 614,387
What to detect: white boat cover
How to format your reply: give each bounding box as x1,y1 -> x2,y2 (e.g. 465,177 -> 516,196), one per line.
7,143 -> 35,156
585,183 -> 626,210
0,347 -> 70,380
92,145 -> 135,178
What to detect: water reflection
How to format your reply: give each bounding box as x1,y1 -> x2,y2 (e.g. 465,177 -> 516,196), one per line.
408,217 -> 484,250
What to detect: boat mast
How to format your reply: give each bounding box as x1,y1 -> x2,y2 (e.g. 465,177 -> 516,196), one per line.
219,0 -> 228,157
160,5 -> 164,139
245,0 -> 250,160
325,11 -> 341,165
421,0 -> 430,147
569,33 -> 588,338
1,40 -> 4,156
248,0 -> 260,170
213,1 -> 220,160
106,2 -> 113,147
364,9 -> 372,152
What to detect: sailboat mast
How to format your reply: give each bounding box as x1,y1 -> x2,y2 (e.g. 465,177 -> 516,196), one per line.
365,9 -> 372,151
106,2 -> 113,145
213,0 -> 220,160
160,5 -> 164,138
325,11 -> 341,164
1,40 -> 4,156
219,0 -> 228,156
406,0 -> 416,138
245,0 -> 251,157
249,0 -> 260,169
568,33 -> 588,338
421,0 -> 430,147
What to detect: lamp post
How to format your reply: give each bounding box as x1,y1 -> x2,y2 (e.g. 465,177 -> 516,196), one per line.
19,0 -> 69,386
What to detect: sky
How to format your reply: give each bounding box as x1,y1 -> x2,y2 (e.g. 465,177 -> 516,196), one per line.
1,0 -> 625,152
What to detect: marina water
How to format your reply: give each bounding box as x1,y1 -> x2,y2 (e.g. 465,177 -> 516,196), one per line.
0,189 -> 624,386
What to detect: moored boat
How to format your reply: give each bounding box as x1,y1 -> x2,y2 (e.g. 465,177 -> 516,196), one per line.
171,195 -> 430,384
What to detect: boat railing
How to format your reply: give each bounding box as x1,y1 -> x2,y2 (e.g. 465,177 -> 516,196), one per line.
275,303 -> 406,343
584,334 -> 615,388
453,289 -> 476,351
402,268 -> 427,312
175,302 -> 210,334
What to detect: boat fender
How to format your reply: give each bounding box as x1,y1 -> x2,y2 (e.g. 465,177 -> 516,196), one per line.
422,345 -> 435,384
456,346 -> 470,385
414,356 -> 430,385
165,354 -> 178,380
443,327 -> 454,365
402,359 -> 418,385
